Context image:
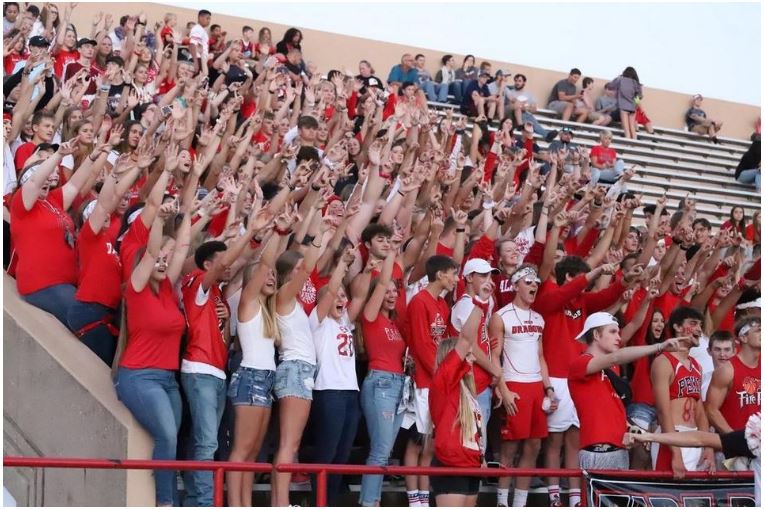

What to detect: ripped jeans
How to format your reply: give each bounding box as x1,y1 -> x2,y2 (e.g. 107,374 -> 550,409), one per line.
359,370 -> 405,506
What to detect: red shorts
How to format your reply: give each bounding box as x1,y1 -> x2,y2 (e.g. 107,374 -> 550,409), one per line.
500,380 -> 548,441
635,107 -> 651,125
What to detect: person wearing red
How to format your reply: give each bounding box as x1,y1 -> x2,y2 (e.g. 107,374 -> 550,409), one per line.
569,312 -> 682,470
650,307 -> 715,477
358,250 -> 407,507
428,299 -> 485,507
14,110 -> 56,173
589,129 -> 625,184
180,207 -> 265,507
51,16 -> 79,79
62,37 -> 99,96
403,254 -> 459,507
706,317 -> 761,439
114,208 -> 192,507
67,148 -> 141,365
490,265 -> 552,508
10,139 -> 90,325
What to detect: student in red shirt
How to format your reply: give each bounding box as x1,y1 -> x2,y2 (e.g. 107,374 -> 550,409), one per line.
67,152 -> 142,365
429,300 -> 485,507
14,110 -> 56,173
403,254 -> 459,507
589,129 -> 625,184
114,210 -> 192,507
180,207 -> 269,507
10,139 -> 86,325
358,250 -> 406,506
569,312 -> 681,470
51,23 -> 79,79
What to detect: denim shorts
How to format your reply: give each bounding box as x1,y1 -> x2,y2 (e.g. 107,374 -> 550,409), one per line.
274,359 -> 316,401
626,402 -> 657,431
227,367 -> 275,408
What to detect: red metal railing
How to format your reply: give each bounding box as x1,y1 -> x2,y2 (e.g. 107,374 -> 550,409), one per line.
3,456 -> 754,507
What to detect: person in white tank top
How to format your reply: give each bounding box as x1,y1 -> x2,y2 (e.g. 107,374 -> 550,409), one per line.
225,229 -> 282,507
489,265 -> 555,508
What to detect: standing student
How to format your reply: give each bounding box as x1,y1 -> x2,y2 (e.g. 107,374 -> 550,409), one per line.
429,295 -> 487,507
358,250 -> 407,507
568,312 -> 682,470
404,255 -> 460,507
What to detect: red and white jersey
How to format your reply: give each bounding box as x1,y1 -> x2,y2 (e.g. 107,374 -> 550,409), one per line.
497,303 -> 545,383
661,352 -> 702,401
309,309 -> 358,391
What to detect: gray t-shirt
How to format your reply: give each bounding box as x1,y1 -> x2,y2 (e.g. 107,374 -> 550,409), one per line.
507,88 -> 538,106
595,95 -> 618,113
547,79 -> 576,105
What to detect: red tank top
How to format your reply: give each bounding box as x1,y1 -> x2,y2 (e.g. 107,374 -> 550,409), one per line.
662,352 -> 702,400
720,355 -> 761,430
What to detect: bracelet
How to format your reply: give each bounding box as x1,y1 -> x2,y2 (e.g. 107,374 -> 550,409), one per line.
273,226 -> 290,236
286,182 -> 296,191
301,234 -> 315,246
456,228 -> 466,233
493,214 -> 505,226
678,245 -> 689,251
544,386 -> 554,394
592,201 -> 603,208
136,21 -> 146,26
671,237 -> 682,245
99,85 -> 110,92
397,189 -> 406,197
311,184 -> 321,192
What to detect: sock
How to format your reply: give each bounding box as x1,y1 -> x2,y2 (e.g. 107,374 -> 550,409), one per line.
418,490 -> 430,507
548,485 -> 561,502
497,488 -> 510,506
407,490 -> 421,507
512,489 -> 528,507
569,489 -> 581,506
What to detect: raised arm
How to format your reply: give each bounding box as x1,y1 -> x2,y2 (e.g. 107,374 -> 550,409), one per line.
130,216 -> 165,293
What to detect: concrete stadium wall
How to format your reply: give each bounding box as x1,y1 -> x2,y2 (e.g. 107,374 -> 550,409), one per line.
3,274 -> 154,506
64,2 -> 760,139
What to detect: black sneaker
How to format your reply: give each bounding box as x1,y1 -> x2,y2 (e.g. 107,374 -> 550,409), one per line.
545,130 -> 559,143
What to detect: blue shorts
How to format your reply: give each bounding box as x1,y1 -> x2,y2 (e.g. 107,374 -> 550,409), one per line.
626,402 -> 657,431
274,359 -> 316,401
227,367 -> 275,408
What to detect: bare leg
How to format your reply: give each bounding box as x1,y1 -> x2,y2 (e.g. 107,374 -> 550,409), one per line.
513,105 -> 524,127
629,113 -> 637,138
404,438 -> 422,493
575,108 -> 589,124
544,431 -> 564,489
271,397 -> 311,507
516,438 -> 542,491
561,103 -> 574,122
227,406 -> 270,507
564,428 -> 581,495
644,121 -> 655,134
620,110 -> 632,139
419,436 -> 434,491
498,440 -> 520,494
436,494 -> 471,507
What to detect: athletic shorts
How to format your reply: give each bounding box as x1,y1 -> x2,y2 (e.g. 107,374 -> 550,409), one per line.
653,425 -> 702,470
430,457 -> 481,496
548,100 -> 571,115
500,380 -> 548,441
546,377 -> 579,432
578,448 -> 629,470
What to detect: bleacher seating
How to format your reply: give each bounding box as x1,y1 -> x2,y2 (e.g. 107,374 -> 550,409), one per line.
427,101 -> 758,229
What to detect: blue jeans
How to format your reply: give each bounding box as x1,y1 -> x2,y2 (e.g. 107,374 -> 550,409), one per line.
448,81 -> 464,104
420,80 -> 449,103
591,159 -> 625,184
66,300 -> 117,366
180,372 -> 227,506
521,111 -> 550,138
737,168 -> 761,192
115,367 -> 182,506
311,389 -> 361,506
359,370 -> 405,506
23,283 -> 76,326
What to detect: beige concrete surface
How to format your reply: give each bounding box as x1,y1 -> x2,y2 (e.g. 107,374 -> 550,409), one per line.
61,2 -> 760,139
3,274 -> 154,506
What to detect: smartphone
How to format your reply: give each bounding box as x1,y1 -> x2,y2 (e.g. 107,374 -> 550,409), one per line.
161,105 -> 173,117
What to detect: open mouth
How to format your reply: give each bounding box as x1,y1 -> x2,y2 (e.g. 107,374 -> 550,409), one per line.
335,304 -> 344,314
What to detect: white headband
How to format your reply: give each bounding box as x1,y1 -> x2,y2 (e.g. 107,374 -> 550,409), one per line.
511,266 -> 540,285
19,164 -> 41,186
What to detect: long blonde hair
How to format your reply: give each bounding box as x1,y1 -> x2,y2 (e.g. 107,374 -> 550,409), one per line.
243,262 -> 281,346
436,337 -> 478,446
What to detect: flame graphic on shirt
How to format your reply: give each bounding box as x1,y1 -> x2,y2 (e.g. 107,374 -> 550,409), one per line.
737,376 -> 761,408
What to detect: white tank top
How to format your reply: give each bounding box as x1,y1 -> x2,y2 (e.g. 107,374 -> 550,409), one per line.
498,303 -> 545,382
310,309 -> 358,391
237,304 -> 276,371
276,301 -> 316,365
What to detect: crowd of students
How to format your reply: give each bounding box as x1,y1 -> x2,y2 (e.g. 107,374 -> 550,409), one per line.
3,3 -> 761,507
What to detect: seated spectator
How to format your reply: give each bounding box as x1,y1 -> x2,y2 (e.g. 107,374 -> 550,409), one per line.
578,77 -> 611,126
745,211 -> 760,245
547,127 -> 579,157
686,93 -> 723,143
356,59 -> 382,91
414,53 -> 448,103
635,104 -> 655,134
589,129 -> 625,184
434,54 -> 461,105
546,67 -> 584,122
608,67 -> 643,139
735,133 -> 760,192
454,54 -> 478,99
255,27 -> 276,57
506,73 -> 558,142
460,71 -> 494,120
595,82 -> 619,125
721,206 -> 747,237
387,53 -> 418,85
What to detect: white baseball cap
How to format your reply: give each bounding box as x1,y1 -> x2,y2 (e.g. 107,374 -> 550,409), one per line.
575,312 -> 619,340
462,258 -> 499,277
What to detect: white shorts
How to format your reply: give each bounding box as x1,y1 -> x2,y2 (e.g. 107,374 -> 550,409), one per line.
400,387 -> 432,435
546,377 -> 580,432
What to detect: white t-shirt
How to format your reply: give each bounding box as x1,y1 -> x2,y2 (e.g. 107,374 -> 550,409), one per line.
513,226 -> 536,260
4,143 -> 17,196
276,301 -> 316,365
690,335 -> 715,399
497,303 -> 545,382
189,24 -> 209,62
310,309 -> 358,391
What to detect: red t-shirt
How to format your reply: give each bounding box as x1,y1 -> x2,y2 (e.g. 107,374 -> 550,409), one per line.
252,130 -> 273,153
10,187 -> 77,295
407,289 -> 451,389
719,355 -> 761,430
14,142 -> 37,173
75,220 -> 122,309
298,269 -> 330,315
569,353 -> 627,449
120,278 -> 186,370
53,48 -> 80,79
4,52 -> 27,75
181,269 -> 229,371
430,349 -> 483,467
590,145 -> 617,168
119,217 -> 149,282
63,61 -> 101,95
361,313 -> 406,374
